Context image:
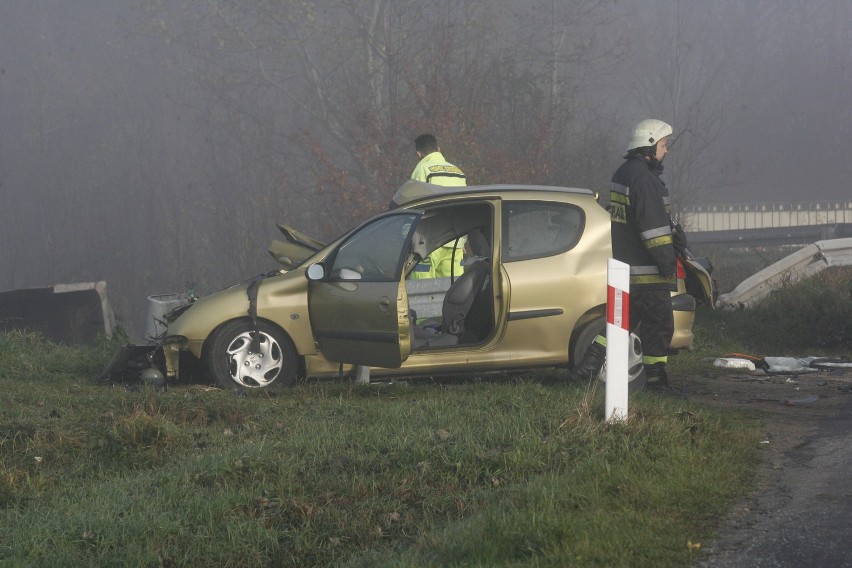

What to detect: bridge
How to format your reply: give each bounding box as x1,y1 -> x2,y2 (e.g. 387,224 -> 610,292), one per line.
679,200 -> 852,247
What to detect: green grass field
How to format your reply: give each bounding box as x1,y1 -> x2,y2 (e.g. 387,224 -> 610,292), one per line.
2,266 -> 849,567
0,331 -> 759,567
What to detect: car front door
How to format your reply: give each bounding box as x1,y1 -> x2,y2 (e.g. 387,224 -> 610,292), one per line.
307,211 -> 422,368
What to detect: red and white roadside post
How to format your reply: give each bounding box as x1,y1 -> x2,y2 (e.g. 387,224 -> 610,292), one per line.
605,259 -> 630,423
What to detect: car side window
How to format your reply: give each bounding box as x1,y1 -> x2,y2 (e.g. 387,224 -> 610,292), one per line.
502,201 -> 585,261
331,213 -> 419,281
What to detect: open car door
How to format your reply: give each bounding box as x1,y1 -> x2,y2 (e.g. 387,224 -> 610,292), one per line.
306,211 -> 422,368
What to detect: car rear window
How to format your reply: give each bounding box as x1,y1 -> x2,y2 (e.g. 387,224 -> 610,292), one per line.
502,201 -> 585,261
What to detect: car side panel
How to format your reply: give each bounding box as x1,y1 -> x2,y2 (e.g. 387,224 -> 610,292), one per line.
497,203 -> 610,365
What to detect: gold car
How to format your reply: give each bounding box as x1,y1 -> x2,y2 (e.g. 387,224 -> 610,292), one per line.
158,181 -> 713,390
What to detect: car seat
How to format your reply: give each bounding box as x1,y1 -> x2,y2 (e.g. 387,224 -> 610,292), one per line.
412,229 -> 491,348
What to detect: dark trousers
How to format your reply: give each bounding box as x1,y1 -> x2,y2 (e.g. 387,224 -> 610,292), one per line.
631,288 -> 674,363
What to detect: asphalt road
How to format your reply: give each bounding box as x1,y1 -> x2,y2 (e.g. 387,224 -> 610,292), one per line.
691,372 -> 852,568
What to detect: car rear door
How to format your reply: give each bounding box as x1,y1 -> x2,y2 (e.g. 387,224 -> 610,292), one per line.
307,211 -> 422,368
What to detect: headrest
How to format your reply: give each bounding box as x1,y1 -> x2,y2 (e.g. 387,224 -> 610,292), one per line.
467,229 -> 490,257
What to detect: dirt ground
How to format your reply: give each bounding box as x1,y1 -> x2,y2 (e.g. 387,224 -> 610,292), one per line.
678,363 -> 852,454
676,364 -> 852,567
678,363 -> 852,489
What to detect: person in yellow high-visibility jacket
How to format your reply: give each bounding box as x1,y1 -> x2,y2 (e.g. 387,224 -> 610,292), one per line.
410,133 -> 466,186
410,239 -> 466,279
410,134 -> 467,280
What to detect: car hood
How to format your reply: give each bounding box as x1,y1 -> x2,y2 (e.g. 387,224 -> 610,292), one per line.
267,223 -> 326,270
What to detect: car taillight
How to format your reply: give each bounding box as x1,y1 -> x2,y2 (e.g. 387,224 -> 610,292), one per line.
676,257 -> 685,280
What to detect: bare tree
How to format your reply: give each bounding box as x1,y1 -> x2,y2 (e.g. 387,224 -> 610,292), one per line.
617,1 -> 748,228
143,0 -> 627,226
2,0 -> 632,335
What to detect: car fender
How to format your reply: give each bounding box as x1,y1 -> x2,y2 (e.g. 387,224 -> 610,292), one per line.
166,271 -> 316,360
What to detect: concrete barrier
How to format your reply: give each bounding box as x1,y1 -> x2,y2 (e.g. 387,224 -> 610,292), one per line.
0,281 -> 114,344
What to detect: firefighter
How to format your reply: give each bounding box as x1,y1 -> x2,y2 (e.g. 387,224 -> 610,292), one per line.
610,119 -> 678,389
570,119 -> 680,391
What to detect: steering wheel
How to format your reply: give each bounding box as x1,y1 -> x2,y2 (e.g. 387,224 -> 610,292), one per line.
356,255 -> 387,278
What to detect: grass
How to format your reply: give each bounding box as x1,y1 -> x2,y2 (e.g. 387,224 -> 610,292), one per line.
0,331 -> 760,567
3,265 -> 848,566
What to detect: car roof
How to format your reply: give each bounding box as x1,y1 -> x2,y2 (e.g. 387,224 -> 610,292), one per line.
390,179 -> 596,208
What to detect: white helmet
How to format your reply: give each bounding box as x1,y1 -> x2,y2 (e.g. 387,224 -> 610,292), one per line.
627,119 -> 673,151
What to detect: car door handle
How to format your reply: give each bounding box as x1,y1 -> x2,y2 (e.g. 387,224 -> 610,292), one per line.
379,296 -> 390,309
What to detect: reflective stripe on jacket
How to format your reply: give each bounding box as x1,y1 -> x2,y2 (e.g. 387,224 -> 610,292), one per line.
411,152 -> 466,186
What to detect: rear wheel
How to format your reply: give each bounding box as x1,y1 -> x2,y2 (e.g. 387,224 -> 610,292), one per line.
570,316 -> 606,366
571,316 -> 646,394
204,319 -> 298,390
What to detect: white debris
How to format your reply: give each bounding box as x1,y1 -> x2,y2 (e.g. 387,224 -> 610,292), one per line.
713,357 -> 757,371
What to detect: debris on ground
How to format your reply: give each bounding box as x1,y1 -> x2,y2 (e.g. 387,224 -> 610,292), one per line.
716,353 -> 852,376
762,357 -> 822,374
784,394 -> 820,406
714,358 -> 757,371
707,353 -> 852,408
0,281 -> 115,344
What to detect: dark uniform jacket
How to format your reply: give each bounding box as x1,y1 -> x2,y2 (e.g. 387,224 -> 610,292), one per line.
609,155 -> 677,290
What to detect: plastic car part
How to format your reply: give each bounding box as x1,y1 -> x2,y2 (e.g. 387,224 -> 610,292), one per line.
204,319 -> 297,389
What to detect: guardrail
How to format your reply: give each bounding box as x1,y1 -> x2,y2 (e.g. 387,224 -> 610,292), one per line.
717,237 -> 852,308
682,201 -> 852,231
687,223 -> 852,248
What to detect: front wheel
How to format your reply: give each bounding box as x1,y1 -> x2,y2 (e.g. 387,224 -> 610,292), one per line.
204,319 -> 298,390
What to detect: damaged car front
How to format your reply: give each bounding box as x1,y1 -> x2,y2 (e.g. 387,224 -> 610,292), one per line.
160,224 -> 329,388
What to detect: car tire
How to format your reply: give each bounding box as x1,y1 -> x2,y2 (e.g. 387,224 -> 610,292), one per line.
204,319 -> 298,390
571,316 -> 646,394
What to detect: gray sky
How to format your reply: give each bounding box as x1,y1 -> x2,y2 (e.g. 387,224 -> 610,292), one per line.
2,1 -> 850,206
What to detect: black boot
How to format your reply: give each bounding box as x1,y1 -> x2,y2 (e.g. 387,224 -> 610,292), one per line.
568,341 -> 607,381
645,363 -> 668,385
645,363 -> 678,395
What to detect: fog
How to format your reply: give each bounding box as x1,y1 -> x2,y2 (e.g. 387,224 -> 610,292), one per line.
1,0 -> 850,338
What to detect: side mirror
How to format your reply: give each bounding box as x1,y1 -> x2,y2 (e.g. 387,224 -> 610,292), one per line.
305,263 -> 326,281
